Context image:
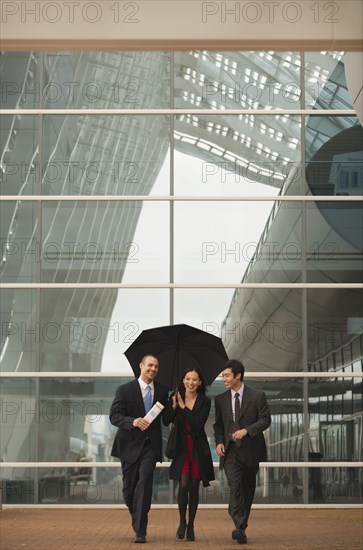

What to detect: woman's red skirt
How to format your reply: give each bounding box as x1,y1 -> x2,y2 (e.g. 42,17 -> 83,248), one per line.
181,421 -> 201,479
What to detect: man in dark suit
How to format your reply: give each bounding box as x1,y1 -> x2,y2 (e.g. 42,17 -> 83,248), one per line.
213,359 -> 271,545
110,354 -> 169,544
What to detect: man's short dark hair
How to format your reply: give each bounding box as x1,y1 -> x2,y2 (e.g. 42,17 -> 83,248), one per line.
140,354 -> 159,364
223,359 -> 245,381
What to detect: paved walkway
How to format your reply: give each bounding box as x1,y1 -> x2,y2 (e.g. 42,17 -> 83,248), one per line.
1,508 -> 362,550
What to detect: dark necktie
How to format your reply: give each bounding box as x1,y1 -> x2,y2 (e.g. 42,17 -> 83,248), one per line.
234,392 -> 241,427
234,393 -> 241,446
144,385 -> 152,413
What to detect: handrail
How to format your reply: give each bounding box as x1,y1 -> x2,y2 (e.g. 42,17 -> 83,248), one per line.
1,461 -> 362,468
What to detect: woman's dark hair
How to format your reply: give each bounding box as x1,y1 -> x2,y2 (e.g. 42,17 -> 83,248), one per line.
177,368 -> 206,397
223,359 -> 245,381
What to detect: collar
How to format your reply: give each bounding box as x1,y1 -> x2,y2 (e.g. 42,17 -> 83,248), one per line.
138,378 -> 154,391
231,383 -> 244,399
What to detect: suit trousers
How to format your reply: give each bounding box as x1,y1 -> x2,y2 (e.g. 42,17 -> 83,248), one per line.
223,443 -> 259,530
121,440 -> 157,536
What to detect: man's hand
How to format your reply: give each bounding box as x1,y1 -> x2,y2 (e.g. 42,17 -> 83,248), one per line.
231,428 -> 248,441
133,417 -> 150,431
216,443 -> 225,457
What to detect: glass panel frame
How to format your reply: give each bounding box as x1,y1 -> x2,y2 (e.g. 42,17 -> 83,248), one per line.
1,49 -> 362,508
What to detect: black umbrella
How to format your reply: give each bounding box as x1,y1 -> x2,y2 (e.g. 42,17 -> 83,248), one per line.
124,323 -> 229,389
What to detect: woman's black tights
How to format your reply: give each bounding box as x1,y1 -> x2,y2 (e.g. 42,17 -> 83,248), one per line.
177,473 -> 200,528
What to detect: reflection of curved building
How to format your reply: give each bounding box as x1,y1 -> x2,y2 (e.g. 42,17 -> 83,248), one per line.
222,61 -> 362,371
1,51 -> 358,375
0,52 -> 170,372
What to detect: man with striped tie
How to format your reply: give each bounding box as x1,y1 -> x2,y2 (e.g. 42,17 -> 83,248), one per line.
110,355 -> 169,543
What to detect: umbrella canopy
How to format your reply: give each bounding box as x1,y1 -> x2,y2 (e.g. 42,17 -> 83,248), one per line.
124,323 -> 229,389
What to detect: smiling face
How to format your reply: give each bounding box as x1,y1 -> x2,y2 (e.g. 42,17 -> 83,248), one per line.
139,355 -> 159,384
182,370 -> 202,394
221,367 -> 242,392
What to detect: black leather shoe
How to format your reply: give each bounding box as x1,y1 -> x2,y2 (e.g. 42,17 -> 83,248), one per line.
232,528 -> 247,544
133,534 -> 147,543
176,523 -> 186,539
186,525 -> 195,541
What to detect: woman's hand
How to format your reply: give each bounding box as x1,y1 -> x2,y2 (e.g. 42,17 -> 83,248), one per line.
172,392 -> 178,410
176,391 -> 186,409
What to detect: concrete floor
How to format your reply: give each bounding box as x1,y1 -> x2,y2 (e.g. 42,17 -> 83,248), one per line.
1,507 -> 363,550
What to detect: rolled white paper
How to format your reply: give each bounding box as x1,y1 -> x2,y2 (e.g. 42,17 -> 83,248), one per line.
143,401 -> 165,423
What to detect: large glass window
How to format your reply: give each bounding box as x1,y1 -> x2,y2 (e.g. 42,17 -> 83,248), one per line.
1,50 -> 362,506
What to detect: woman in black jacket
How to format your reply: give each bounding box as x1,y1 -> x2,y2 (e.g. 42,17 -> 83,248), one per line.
163,368 -> 214,541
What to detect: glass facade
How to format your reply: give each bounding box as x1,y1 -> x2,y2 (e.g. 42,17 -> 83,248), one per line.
0,50 -> 362,506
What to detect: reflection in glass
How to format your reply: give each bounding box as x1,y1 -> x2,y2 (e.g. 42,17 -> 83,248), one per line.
174,115 -> 302,195
1,198 -> 170,283
308,375 -> 362,452
1,475 -> 36,505
38,377 -> 124,462
174,201 -> 292,283
0,288 -> 170,373
0,116 -> 39,196
1,464 -> 360,505
242,200 -> 302,284
261,465 -> 361,504
43,52 -> 170,110
174,51 -> 302,110
1,48 -> 362,506
0,290 -> 38,372
174,289 -> 238,338
252,377 -> 304,464
0,52 -> 40,109
306,200 -> 363,283
42,115 -> 170,195
0,378 -> 36,462
304,118 -> 363,283
1,375 -> 361,504
304,52 -> 353,110
307,289 -> 363,370
41,201 -> 169,283
222,288 -> 303,372
39,288 -> 170,373
0,201 -> 39,283
305,116 -> 361,195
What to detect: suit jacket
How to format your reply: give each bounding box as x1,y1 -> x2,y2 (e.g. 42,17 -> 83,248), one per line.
109,378 -> 169,463
213,384 -> 271,469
